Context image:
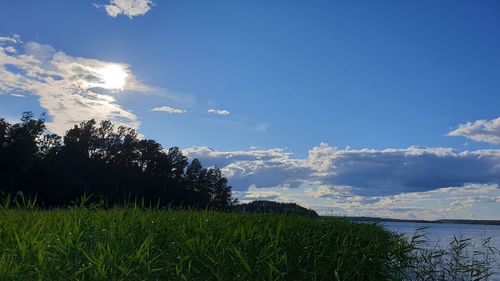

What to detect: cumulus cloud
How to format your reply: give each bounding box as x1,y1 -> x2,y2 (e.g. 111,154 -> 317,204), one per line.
0,35 -> 152,134
208,109 -> 230,116
185,141 -> 500,220
448,117 -> 500,145
183,143 -> 500,220
184,144 -> 500,196
98,0 -> 155,18
151,106 -> 187,114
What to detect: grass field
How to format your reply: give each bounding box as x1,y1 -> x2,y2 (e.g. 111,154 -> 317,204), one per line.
1,201 -> 497,281
0,205 -> 409,281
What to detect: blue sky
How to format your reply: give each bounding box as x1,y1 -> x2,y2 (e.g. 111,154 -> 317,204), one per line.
0,0 -> 499,219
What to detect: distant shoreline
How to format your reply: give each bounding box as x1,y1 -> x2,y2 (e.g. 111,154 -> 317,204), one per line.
323,216 -> 500,226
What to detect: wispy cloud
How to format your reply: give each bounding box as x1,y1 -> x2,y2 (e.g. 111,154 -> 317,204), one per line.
208,109 -> 230,116
96,0 -> 155,18
0,35 -> 21,44
252,122 -> 270,132
0,35 -> 153,134
448,117 -> 500,145
151,105 -> 187,114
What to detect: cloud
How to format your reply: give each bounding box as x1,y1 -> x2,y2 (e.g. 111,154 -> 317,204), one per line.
208,109 -> 230,116
252,122 -> 270,132
184,144 -> 500,196
0,35 -> 153,135
184,144 -> 500,220
97,0 -> 155,18
448,117 -> 500,145
0,35 -> 21,44
241,190 -> 281,201
305,185 -> 353,198
240,183 -> 500,220
151,106 -> 187,114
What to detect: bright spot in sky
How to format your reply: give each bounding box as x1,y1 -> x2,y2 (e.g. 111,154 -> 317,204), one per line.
97,65 -> 128,90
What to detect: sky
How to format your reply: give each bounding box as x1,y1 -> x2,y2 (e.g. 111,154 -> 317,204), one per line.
0,0 -> 499,219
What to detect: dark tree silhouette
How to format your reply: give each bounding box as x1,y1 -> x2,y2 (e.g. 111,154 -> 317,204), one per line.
0,112 -> 234,209
234,200 -> 319,218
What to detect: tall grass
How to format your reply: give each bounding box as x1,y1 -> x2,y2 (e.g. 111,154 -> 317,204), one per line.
392,227 -> 498,281
0,202 -> 407,280
0,196 -> 497,280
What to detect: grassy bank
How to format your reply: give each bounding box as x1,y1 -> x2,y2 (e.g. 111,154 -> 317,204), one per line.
0,206 -> 407,281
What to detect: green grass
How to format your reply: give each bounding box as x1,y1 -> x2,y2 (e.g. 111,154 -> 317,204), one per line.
0,206 -> 408,281
1,199 -> 497,281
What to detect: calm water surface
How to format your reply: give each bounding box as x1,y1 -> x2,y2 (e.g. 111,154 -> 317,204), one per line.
383,222 -> 500,279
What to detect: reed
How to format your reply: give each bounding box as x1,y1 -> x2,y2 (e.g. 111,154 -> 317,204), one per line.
0,196 -> 496,280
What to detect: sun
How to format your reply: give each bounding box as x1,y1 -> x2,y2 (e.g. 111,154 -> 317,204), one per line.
97,65 -> 128,90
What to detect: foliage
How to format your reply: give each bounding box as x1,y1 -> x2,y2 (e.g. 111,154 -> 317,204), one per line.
0,112 -> 233,209
234,200 -> 319,218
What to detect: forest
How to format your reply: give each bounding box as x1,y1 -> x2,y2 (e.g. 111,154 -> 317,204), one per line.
0,112 -> 234,209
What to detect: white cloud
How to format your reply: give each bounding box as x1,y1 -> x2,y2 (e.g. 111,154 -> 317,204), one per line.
0,35 -> 20,44
184,144 -> 500,196
0,35 -> 153,134
241,190 -> 281,201
305,185 -> 354,198
240,183 -> 500,220
98,0 -> 155,18
3,47 -> 16,54
151,105 -> 187,114
448,117 -> 500,145
208,109 -> 230,116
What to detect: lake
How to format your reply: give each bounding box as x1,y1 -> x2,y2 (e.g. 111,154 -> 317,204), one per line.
383,221 -> 500,279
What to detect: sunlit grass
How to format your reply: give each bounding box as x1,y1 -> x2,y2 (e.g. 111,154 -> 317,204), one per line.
0,196 -> 497,281
0,206 -> 405,280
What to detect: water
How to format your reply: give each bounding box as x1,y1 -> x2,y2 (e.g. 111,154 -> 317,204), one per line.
383,221 -> 500,279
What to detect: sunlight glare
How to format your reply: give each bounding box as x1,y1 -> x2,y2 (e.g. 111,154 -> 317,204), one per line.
97,65 -> 128,90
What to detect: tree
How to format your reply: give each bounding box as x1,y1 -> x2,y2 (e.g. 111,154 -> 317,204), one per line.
63,119 -> 97,158
234,201 -> 319,218
166,147 -> 188,180
185,158 -> 210,207
205,167 -> 233,210
0,118 -> 9,164
0,118 -> 8,149
0,112 -> 235,209
0,112 -> 46,194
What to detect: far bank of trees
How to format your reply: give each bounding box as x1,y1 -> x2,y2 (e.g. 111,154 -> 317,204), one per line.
0,112 -> 234,209
235,200 -> 319,218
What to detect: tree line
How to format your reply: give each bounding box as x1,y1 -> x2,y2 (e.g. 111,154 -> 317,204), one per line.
235,200 -> 319,218
0,112 -> 234,209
